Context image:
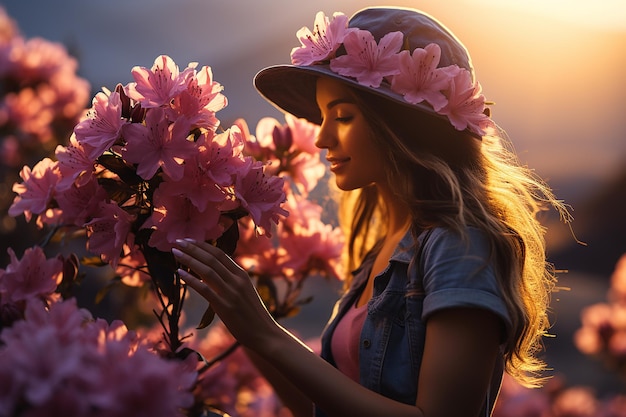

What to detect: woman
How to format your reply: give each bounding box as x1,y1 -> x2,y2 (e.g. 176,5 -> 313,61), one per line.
172,7 -> 570,417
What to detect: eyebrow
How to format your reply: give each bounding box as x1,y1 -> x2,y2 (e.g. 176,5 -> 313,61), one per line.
326,97 -> 356,110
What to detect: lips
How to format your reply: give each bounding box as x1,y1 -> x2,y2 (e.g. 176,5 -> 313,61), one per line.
326,156 -> 350,171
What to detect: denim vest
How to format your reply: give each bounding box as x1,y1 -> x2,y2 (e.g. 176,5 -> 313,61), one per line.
315,227 -> 510,417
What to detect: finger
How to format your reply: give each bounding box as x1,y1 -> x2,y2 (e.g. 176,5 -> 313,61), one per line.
177,268 -> 216,302
177,239 -> 246,277
171,246 -> 221,282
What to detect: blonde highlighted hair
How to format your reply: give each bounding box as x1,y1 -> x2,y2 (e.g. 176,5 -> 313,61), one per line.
336,87 -> 571,388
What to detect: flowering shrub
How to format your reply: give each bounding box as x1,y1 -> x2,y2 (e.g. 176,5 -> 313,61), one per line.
2,46 -> 343,415
0,246 -> 197,417
8,54 -> 291,354
0,299 -> 197,417
493,255 -> 626,417
575,254 -> 626,378
492,373 -> 626,417
0,6 -> 90,240
191,323 -> 287,417
234,114 -> 343,319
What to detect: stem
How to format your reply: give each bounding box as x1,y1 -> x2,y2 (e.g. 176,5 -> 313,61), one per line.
168,270 -> 184,353
199,341 -> 241,374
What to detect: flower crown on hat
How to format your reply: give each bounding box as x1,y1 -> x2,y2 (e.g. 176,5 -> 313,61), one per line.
290,11 -> 494,137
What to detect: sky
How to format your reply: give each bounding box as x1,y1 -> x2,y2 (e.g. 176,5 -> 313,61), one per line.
3,0 -> 626,200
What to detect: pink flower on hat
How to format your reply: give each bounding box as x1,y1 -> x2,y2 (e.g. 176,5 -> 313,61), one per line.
438,69 -> 489,136
390,43 -> 454,111
291,12 -> 353,66
330,29 -> 403,88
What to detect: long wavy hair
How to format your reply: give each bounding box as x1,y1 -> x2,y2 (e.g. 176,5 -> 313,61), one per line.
335,86 -> 572,388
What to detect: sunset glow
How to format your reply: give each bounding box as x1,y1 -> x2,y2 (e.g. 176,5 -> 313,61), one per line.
475,0 -> 626,30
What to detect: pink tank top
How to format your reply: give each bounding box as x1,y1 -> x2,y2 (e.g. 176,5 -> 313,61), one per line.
330,302 -> 368,382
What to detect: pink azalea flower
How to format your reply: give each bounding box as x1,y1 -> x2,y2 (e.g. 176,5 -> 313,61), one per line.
491,374 -> 551,417
9,158 -> 60,222
125,55 -> 193,108
73,90 -> 127,159
574,303 -> 613,356
438,69 -> 489,136
251,117 -> 281,158
390,43 -> 454,111
251,117 -> 324,193
551,387 -> 599,416
234,117 -> 276,162
146,189 -> 223,252
168,65 -> 227,131
2,87 -> 54,142
0,299 -> 196,417
610,254 -> 626,302
200,126 -> 247,187
156,126 -> 248,214
234,217 -> 283,277
121,108 -> 196,181
234,160 -> 288,235
330,29 -> 403,88
287,151 -> 326,196
278,196 -> 344,280
285,113 -> 320,155
85,202 -> 135,268
0,246 -> 63,306
157,163 -> 226,215
54,135 -> 96,190
55,175 -> 108,227
291,12 -> 353,66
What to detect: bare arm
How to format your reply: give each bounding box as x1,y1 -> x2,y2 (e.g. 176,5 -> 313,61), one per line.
173,239 -> 501,417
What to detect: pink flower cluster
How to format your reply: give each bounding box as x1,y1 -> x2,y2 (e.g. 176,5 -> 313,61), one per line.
290,11 -> 493,136
234,115 -> 344,316
8,55 -> 288,280
0,298 -> 197,417
574,254 -> 626,376
492,373 -> 626,417
192,323 -> 287,417
0,6 -> 90,166
0,246 -> 62,311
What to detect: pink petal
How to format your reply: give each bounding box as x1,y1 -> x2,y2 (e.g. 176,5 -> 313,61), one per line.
291,12 -> 352,66
330,30 -> 402,88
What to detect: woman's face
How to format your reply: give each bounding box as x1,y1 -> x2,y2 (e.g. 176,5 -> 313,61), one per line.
315,78 -> 387,191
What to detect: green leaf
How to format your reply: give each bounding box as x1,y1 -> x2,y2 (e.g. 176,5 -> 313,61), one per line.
97,177 -> 135,205
141,240 -> 177,300
196,305 -> 215,329
216,220 -> 239,256
94,278 -> 121,304
97,154 -> 143,185
81,255 -> 107,267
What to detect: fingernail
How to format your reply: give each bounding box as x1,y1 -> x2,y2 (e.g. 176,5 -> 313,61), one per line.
172,248 -> 183,257
184,238 -> 196,243
175,239 -> 187,248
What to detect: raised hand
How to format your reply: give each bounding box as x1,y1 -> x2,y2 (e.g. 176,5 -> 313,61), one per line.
172,239 -> 279,348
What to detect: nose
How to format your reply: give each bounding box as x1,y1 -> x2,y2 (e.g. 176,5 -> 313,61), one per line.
314,119 -> 334,150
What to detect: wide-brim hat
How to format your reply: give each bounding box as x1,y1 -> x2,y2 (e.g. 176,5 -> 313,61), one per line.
254,7 -> 490,138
